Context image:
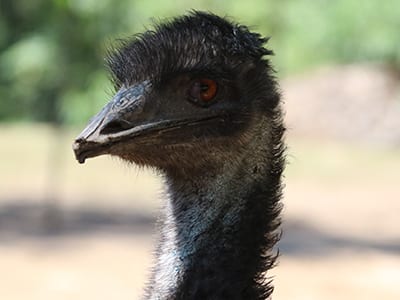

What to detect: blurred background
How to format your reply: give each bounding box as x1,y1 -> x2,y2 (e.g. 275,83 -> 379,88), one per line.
1,0 -> 399,299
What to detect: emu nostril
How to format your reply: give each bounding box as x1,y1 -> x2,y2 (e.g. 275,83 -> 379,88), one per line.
100,119 -> 130,135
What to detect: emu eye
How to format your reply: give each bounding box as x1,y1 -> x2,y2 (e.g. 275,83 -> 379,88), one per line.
188,79 -> 218,105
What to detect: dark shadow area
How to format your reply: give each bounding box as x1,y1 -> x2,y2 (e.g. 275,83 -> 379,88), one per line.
0,200 -> 399,256
279,219 -> 400,256
0,199 -> 157,241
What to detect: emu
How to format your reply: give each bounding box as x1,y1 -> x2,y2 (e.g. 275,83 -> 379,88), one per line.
73,11 -> 285,300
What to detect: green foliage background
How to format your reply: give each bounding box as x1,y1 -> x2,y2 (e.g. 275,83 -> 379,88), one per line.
0,0 -> 399,124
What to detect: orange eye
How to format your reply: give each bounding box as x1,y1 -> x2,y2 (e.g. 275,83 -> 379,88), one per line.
199,79 -> 217,102
189,78 -> 218,105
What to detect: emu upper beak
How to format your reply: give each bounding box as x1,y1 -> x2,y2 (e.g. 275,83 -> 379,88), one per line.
72,81 -> 151,164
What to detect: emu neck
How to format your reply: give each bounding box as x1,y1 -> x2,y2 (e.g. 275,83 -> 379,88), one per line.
147,120 -> 283,300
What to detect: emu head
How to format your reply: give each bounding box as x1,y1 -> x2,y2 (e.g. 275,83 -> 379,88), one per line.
73,12 -> 280,176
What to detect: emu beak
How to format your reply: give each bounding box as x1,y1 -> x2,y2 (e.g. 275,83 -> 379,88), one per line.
72,81 -> 151,164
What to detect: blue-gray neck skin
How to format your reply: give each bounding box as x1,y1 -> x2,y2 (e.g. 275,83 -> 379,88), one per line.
145,117 -> 285,300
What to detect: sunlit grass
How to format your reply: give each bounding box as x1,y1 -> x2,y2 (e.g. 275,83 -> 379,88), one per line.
286,137 -> 400,183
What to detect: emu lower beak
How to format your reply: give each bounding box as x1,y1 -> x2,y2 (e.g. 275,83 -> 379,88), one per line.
72,82 -> 150,164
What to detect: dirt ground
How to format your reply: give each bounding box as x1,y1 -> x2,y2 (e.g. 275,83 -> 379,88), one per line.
1,122 -> 399,299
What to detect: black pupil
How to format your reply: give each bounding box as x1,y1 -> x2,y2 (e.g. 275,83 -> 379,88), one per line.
200,83 -> 209,92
